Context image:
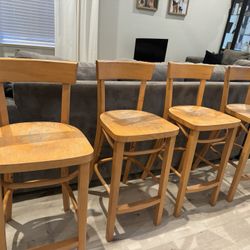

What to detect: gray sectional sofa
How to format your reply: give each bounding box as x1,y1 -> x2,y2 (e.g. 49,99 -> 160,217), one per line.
186,49 -> 250,82
7,51 -> 249,189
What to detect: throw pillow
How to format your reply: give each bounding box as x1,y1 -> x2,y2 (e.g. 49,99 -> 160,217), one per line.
203,50 -> 223,65
222,49 -> 250,65
4,82 -> 13,98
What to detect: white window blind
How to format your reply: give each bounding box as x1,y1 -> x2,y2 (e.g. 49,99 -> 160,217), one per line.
0,0 -> 55,47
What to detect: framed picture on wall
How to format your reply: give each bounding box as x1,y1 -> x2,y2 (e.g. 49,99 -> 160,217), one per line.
168,0 -> 189,16
136,0 -> 159,11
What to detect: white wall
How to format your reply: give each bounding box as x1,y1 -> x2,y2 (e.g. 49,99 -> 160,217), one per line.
98,0 -> 120,59
99,0 -> 231,61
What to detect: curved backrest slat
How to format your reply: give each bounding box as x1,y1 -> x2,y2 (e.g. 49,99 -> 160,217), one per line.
221,66 -> 250,111
96,60 -> 155,115
164,62 -> 214,118
167,62 -> 214,80
227,66 -> 250,81
96,60 -> 154,81
0,58 -> 77,84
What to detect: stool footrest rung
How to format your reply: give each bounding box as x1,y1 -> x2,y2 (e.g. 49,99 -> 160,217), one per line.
229,160 -> 238,168
124,144 -> 165,157
186,180 -> 219,193
2,170 -> 78,190
170,166 -> 181,177
117,196 -> 160,215
28,237 -> 78,250
194,153 -> 219,170
94,163 -> 110,194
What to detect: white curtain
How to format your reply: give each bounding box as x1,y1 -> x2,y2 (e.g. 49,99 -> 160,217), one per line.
54,0 -> 99,62
54,0 -> 79,61
79,0 -> 99,62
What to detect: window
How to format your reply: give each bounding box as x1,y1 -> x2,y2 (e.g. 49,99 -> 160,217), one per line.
0,0 -> 55,47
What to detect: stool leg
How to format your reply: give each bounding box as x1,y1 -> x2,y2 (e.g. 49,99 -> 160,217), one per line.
154,136 -> 176,225
106,142 -> 124,242
61,168 -> 70,212
210,127 -> 237,205
0,176 -> 7,250
4,173 -> 13,222
78,163 -> 90,250
174,130 -> 199,217
90,125 -> 104,182
177,148 -> 186,173
123,142 -> 136,184
227,128 -> 250,202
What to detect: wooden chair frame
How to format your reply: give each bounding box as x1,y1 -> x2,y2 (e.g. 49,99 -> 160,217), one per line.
192,66 -> 250,202
140,62 -> 240,217
91,60 -> 178,241
0,58 -> 93,250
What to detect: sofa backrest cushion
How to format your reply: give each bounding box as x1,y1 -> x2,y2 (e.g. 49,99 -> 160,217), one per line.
233,59 -> 250,67
151,63 -> 167,81
222,49 -> 250,65
210,65 -> 227,81
77,62 -> 96,80
15,50 -> 97,80
15,50 -> 62,60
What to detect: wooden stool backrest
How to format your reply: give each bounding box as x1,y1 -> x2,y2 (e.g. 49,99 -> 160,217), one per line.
96,60 -> 155,117
164,62 -> 214,118
220,66 -> 250,112
0,58 -> 77,126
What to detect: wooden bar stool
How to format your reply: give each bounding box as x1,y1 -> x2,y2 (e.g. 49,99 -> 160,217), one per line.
219,66 -> 250,202
141,62 -> 240,217
0,58 -> 93,250
91,60 -> 179,242
191,66 -> 250,202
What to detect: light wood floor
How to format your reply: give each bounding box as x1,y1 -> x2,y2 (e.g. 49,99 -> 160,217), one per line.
6,161 -> 250,250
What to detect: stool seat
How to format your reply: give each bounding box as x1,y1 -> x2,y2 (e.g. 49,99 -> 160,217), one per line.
169,105 -> 240,131
226,104 -> 250,123
0,122 -> 93,173
100,110 -> 179,142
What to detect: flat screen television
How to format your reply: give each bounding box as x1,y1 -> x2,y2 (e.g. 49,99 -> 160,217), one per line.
133,38 -> 168,62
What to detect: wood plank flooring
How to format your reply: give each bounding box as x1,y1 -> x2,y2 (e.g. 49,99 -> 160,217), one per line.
5,162 -> 250,250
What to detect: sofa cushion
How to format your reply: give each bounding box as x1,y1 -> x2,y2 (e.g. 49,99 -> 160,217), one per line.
233,59 -> 250,66
15,50 -> 98,80
222,49 -> 250,65
15,50 -> 62,60
185,56 -> 204,64
203,50 -> 223,65
77,62 -> 96,80
151,63 -> 167,81
210,65 -> 227,81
